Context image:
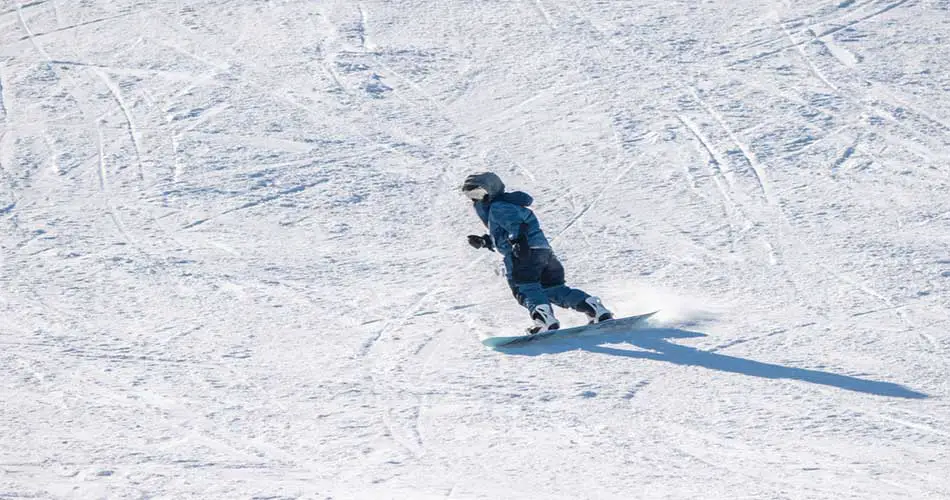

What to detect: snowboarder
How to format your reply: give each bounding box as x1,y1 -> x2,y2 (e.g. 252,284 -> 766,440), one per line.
461,172 -> 614,333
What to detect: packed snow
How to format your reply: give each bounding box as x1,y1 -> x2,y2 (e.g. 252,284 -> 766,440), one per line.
2,0 -> 949,498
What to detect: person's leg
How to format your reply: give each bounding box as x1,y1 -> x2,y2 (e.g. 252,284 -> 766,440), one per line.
539,252 -> 614,322
508,250 -> 559,331
507,252 -> 550,313
538,251 -> 590,310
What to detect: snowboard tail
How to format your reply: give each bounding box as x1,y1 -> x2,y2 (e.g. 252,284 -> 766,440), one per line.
481,311 -> 659,349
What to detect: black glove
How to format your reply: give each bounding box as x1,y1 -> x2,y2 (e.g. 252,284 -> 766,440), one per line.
467,234 -> 494,251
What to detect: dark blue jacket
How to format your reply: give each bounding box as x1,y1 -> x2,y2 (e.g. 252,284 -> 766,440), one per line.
473,191 -> 551,257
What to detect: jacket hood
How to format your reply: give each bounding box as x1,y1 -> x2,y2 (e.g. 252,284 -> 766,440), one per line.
497,191 -> 533,207
462,172 -> 506,199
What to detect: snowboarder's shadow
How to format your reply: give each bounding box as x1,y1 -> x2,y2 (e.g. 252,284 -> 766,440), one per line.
499,326 -> 928,399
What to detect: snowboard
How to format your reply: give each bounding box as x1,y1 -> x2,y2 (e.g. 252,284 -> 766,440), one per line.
481,311 -> 659,349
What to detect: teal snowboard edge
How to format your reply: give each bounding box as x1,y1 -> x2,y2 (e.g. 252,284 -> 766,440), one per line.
481,311 -> 659,349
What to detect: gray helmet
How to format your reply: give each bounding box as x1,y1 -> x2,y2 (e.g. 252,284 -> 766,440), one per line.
461,172 -> 505,200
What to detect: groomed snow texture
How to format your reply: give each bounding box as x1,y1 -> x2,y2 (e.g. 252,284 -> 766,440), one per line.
1,1 -> 949,498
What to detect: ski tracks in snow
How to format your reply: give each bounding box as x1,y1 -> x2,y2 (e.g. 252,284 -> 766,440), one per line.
5,1 -> 949,497
685,86 -> 777,206
532,0 -> 557,28
93,69 -> 145,181
776,2 -> 950,164
52,350 -> 322,488
678,116 -> 749,226
11,2 -> 182,257
145,11 -> 449,463
769,2 -> 950,345
314,4 -> 568,463
95,119 -> 137,247
815,0 -> 912,40
677,110 -> 782,264
670,1 -> 946,344
0,63 -> 9,121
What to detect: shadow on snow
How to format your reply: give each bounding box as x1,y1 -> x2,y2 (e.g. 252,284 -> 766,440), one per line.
496,327 -> 928,399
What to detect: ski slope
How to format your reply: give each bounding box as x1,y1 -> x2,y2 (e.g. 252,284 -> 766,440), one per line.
2,0 -> 949,498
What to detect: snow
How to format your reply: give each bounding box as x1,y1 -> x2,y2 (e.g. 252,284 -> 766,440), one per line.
1,0 -> 949,498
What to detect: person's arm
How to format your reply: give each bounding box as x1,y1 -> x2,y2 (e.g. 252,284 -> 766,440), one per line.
467,200 -> 494,251
487,203 -> 530,257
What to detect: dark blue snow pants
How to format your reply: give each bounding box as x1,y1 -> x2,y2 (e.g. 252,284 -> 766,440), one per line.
507,248 -> 591,315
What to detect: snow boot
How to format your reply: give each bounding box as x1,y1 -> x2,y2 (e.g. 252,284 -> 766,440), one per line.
580,296 -> 613,324
527,304 -> 560,334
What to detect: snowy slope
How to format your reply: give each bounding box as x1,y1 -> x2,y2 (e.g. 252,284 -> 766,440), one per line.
1,0 -> 949,498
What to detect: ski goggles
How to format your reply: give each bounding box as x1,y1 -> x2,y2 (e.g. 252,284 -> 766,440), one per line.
461,185 -> 488,200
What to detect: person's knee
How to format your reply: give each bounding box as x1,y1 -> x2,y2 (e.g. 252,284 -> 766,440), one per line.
540,284 -> 569,306
541,261 -> 565,286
